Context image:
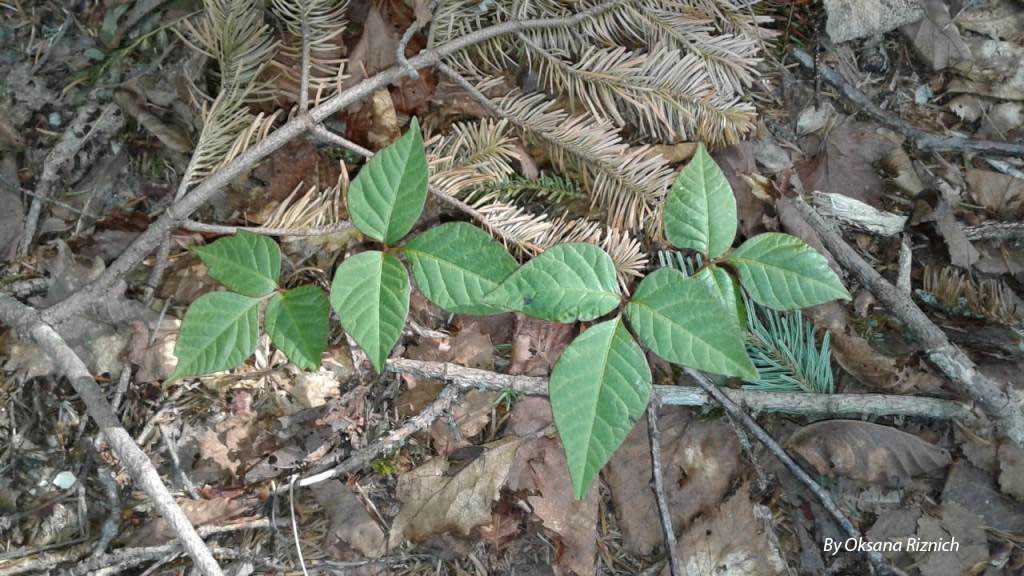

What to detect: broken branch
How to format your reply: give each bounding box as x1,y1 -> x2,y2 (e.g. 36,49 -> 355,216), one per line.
791,196 -> 1024,450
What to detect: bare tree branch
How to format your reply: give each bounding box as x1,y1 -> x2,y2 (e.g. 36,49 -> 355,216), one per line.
790,196 -> 1024,450
0,296 -> 224,576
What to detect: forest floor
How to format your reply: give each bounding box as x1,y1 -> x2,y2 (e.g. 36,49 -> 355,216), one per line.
1,1 -> 1024,575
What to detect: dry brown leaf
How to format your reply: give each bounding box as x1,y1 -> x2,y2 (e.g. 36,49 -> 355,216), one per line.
942,461 -> 1024,532
797,118 -> 897,207
508,399 -> 598,576
450,323 -> 495,370
788,420 -> 951,487
430,389 -> 499,455
997,442 -> 1024,501
509,314 -> 576,376
661,484 -> 786,576
959,0 -> 1024,39
605,407 -> 742,556
900,0 -> 971,71
312,480 -> 386,559
366,89 -> 400,150
343,6 -> 399,90
127,497 -> 248,546
915,503 -> 988,576
192,412 -> 257,484
127,317 -> 180,383
713,142 -> 768,238
966,168 -> 1024,218
388,437 -> 521,546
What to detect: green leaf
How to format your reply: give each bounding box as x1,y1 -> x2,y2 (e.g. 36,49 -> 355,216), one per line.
170,292 -> 260,381
625,268 -> 756,379
347,117 -> 428,244
549,317 -> 651,499
663,143 -> 737,258
726,233 -> 851,310
192,231 -> 281,297
485,243 -> 620,323
404,222 -> 518,315
693,265 -> 746,327
330,251 -> 410,372
265,285 -> 330,371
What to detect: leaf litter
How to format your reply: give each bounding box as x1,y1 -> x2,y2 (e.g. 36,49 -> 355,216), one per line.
4,0 -> 1024,575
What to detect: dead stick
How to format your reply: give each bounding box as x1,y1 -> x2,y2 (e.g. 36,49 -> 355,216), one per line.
386,359 -> 974,421
791,47 -> 1024,157
647,406 -> 681,576
0,296 -> 223,576
293,384 -> 461,489
790,197 -> 1024,449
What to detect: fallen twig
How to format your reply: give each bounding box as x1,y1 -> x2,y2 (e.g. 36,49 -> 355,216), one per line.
0,296 -> 224,576
379,359 -> 912,574
647,407 -> 681,576
293,384 -> 461,489
963,221 -> 1024,241
386,358 -> 975,421
791,47 -> 1024,158
791,197 -> 1024,449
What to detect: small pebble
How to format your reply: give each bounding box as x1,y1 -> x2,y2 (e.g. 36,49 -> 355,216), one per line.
48,112 -> 62,127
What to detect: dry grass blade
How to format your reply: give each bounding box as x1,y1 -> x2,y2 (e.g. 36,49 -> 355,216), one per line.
921,266 -> 1023,326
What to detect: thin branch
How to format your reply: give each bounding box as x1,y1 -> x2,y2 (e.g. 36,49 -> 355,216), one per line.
679,368 -> 905,576
294,384 -> 460,489
0,296 -> 224,576
386,359 -> 975,421
647,406 -> 681,576
42,1 -> 623,325
377,359 -> 916,573
790,197 -> 1024,450
308,124 -> 373,157
963,221 -> 1024,241
791,47 -> 1024,157
396,0 -> 439,80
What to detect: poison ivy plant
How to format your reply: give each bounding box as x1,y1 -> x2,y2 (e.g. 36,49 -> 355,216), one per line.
170,231 -> 329,380
169,129 -> 850,502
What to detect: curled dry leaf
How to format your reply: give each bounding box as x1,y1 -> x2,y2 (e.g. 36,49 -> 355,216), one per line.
966,168 -> 1024,219
788,420 -> 951,487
